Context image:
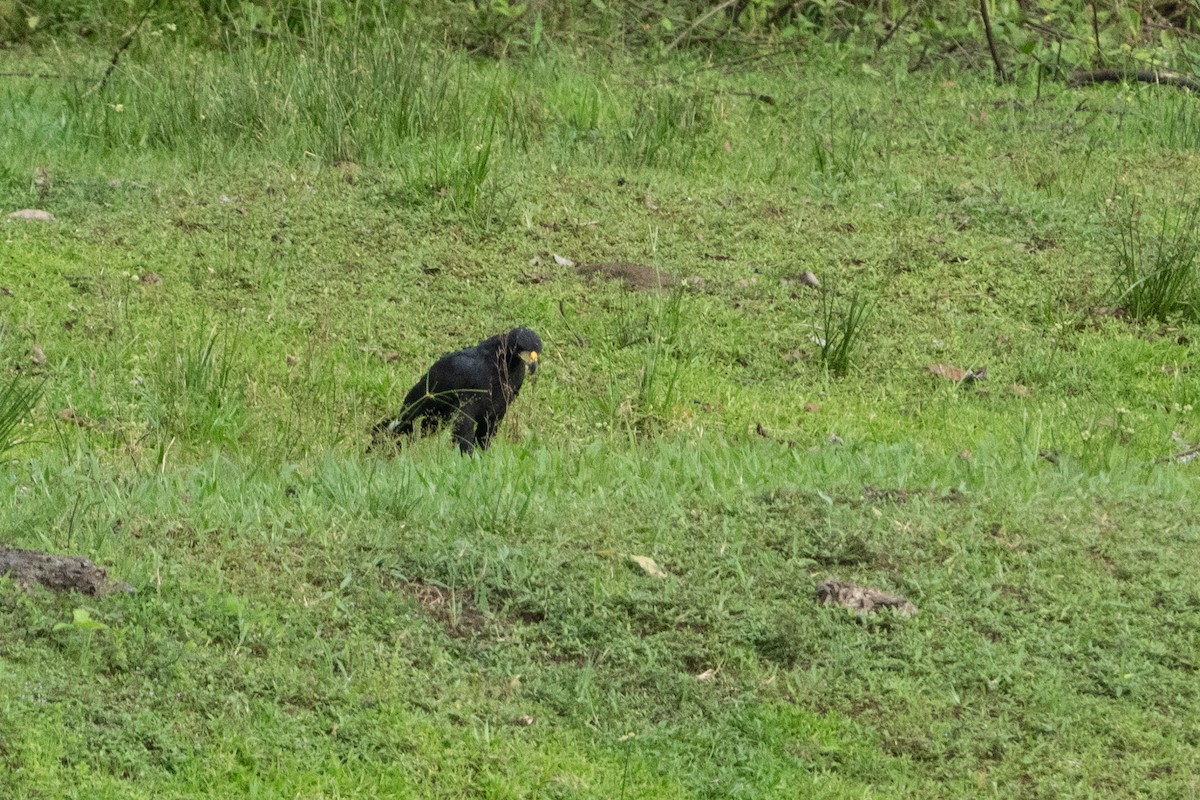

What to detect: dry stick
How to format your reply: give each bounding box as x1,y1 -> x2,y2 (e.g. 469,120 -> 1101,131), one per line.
665,0 -> 740,53
978,0 -> 1007,82
94,0 -> 162,94
766,1 -> 799,29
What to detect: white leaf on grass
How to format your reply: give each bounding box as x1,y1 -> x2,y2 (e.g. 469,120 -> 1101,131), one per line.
552,253 -> 574,267
7,209 -> 55,222
629,555 -> 668,579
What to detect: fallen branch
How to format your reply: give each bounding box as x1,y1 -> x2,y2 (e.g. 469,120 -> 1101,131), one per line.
94,0 -> 162,93
0,546 -> 133,596
1067,68 -> 1200,93
1156,444 -> 1200,464
665,0 -> 740,53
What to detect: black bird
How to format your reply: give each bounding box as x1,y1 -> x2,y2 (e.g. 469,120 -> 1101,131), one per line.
373,327 -> 542,454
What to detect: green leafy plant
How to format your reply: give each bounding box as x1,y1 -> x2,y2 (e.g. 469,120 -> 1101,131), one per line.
52,607 -> 109,633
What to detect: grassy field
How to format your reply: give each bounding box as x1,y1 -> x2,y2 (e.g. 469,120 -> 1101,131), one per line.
1,21 -> 1199,798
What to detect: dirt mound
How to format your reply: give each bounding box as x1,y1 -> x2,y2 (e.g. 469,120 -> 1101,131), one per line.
577,262 -> 675,291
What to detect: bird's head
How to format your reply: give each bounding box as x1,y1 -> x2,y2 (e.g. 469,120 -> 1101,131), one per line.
505,327 -> 543,374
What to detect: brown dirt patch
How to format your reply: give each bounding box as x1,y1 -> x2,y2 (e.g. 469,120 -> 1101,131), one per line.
398,580 -> 487,635
577,262 -> 676,292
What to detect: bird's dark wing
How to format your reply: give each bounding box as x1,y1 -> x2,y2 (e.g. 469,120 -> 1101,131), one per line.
376,346 -> 496,439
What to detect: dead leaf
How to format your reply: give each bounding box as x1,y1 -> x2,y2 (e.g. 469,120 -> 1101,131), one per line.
804,402 -> 821,413
511,715 -> 535,726
722,140 -> 732,152
816,580 -> 917,617
59,409 -> 90,428
695,669 -> 717,681
958,449 -> 974,463
799,270 -> 820,288
31,344 -> 46,365
7,209 -> 55,222
552,253 -> 575,268
644,193 -> 659,211
928,364 -> 987,383
628,555 -> 668,579
929,364 -> 966,381
286,355 -> 298,366
1008,384 -> 1032,397
139,272 -> 162,284
783,349 -> 809,363
358,346 -> 400,363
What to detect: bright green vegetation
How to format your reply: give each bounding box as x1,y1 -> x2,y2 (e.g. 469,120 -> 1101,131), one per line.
1,18 -> 1199,799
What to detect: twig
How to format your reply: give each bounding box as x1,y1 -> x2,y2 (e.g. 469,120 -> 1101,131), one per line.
94,0 -> 162,93
875,5 -> 916,53
908,43 -> 930,73
665,0 -> 740,53
0,71 -> 75,80
978,0 -> 1007,82
1089,0 -> 1104,66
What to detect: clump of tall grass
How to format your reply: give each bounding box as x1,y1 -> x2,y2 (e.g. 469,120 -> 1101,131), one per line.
141,330 -> 245,447
599,287 -> 687,435
1109,195 -> 1200,323
66,15 -> 485,167
816,287 -> 874,377
0,376 -> 42,455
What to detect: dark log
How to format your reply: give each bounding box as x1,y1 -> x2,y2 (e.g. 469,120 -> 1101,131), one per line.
0,546 -> 133,596
1068,68 -> 1200,93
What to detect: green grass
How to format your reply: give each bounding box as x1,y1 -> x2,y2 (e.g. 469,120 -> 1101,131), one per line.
0,22 -> 1199,799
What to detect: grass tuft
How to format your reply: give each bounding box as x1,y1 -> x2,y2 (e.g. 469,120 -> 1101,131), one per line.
0,376 -> 41,454
1110,194 -> 1200,322
816,287 -> 875,377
